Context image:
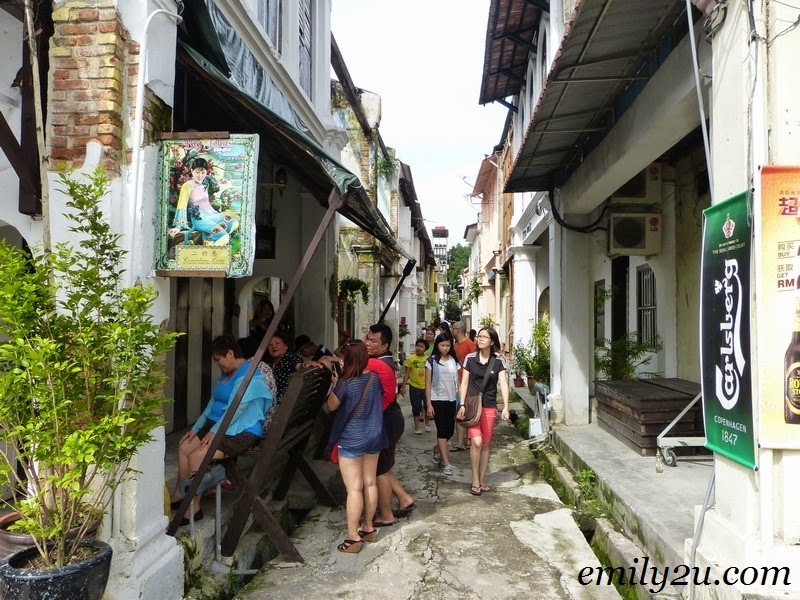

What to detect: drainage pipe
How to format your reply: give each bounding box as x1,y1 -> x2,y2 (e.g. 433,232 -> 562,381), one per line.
128,7 -> 183,281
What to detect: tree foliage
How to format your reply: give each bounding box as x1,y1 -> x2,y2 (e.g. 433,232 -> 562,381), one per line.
447,243 -> 471,287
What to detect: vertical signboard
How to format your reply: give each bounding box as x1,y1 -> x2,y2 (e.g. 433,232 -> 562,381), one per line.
759,166 -> 800,448
700,192 -> 756,469
155,134 -> 259,277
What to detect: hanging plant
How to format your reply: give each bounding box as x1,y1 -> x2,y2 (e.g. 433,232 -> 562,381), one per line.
377,155 -> 399,176
338,277 -> 370,304
398,323 -> 410,338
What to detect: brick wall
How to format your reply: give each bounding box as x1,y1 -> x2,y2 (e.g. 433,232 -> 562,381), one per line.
47,1 -> 170,174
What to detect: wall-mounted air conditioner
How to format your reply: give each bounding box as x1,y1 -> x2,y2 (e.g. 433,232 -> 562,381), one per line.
608,213 -> 662,256
610,163 -> 663,205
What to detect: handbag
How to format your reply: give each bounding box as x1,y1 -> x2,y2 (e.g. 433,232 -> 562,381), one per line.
329,372 -> 374,463
456,355 -> 497,429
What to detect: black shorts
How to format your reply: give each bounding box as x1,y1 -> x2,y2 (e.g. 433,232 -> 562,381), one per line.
377,401 -> 404,476
431,400 -> 456,440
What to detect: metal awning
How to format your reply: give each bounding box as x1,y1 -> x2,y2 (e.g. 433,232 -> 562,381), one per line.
177,43 -> 412,260
505,0 -> 684,193
479,0 -> 546,108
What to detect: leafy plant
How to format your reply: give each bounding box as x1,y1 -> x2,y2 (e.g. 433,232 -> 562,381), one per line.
527,314 -> 551,382
577,469 -> 597,502
595,332 -> 662,380
511,342 -> 532,377
338,276 -> 370,304
478,314 -> 496,328
462,273 -> 481,308
0,168 -> 179,568
398,323 -> 410,338
377,155 -> 399,175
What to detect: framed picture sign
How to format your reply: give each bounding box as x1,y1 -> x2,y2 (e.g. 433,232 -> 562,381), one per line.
155,133 -> 259,277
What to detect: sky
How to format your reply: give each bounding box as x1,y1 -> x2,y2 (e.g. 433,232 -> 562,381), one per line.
330,0 -> 508,249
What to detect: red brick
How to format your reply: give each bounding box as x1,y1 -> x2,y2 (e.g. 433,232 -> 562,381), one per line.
98,21 -> 117,33
53,79 -> 89,91
53,57 -> 88,70
49,136 -> 68,148
74,114 -> 100,126
76,9 -> 99,21
66,125 -> 92,136
59,23 -> 97,36
70,90 -> 103,102
49,90 -> 68,101
52,69 -> 70,79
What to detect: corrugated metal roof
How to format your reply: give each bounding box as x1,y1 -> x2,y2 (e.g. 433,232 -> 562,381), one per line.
505,0 -> 684,193
479,0 -> 545,106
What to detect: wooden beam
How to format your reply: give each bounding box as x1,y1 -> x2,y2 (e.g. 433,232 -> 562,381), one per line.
0,108 -> 37,195
330,35 -> 372,138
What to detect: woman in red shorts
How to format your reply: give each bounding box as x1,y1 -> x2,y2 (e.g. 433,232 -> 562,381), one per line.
457,326 -> 510,496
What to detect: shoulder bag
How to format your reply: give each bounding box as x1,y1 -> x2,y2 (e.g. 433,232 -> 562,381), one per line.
456,355 -> 497,429
329,372 -> 374,463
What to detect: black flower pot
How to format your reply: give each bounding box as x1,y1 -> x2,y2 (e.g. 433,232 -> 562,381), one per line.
0,540 -> 112,600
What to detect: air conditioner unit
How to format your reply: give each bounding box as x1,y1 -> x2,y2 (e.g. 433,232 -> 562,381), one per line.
608,213 -> 662,256
610,163 -> 663,205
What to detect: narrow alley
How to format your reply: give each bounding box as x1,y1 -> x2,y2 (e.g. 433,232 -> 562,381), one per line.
235,401 -> 620,600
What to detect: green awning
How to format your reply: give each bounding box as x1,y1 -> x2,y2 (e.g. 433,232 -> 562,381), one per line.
177,43 -> 412,260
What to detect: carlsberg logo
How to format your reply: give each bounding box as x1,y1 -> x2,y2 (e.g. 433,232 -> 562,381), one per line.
714,258 -> 746,409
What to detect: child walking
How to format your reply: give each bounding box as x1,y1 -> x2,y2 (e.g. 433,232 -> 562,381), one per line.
400,338 -> 431,434
425,334 -> 460,474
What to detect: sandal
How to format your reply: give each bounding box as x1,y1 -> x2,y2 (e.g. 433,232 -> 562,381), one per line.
373,519 -> 397,527
392,502 -> 416,518
448,445 -> 466,452
480,485 -> 492,492
337,539 -> 363,553
358,529 -> 377,542
470,485 -> 482,496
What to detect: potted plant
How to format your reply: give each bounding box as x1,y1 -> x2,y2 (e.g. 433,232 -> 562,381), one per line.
337,276 -> 370,304
510,342 -> 530,387
0,168 -> 179,598
595,332 -> 662,380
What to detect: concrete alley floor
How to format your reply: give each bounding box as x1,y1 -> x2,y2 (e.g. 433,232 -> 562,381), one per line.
235,401 -> 620,600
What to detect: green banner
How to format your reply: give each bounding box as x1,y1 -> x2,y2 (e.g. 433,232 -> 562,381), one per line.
700,192 -> 756,469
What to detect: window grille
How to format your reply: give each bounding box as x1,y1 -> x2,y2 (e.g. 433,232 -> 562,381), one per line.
636,265 -> 657,345
299,0 -> 312,97
257,1 -> 281,49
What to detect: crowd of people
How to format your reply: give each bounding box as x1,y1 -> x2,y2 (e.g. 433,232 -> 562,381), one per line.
170,316 -> 509,556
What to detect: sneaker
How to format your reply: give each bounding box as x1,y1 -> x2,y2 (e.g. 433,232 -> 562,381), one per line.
414,428 -> 422,435
424,425 -> 432,433
442,464 -> 454,475
432,448 -> 442,465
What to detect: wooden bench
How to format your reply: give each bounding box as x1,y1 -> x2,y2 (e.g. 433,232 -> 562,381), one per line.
218,366 -> 336,561
595,378 -> 707,457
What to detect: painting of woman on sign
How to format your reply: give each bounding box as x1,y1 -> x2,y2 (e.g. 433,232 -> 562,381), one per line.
156,134 -> 259,278
168,157 -> 239,246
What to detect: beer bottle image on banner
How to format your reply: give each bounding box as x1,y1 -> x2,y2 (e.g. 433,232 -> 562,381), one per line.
785,291 -> 800,424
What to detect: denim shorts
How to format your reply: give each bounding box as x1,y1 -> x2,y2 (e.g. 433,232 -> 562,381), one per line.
338,445 -> 380,460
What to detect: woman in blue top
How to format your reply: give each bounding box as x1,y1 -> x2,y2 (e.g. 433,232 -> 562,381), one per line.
425,333 -> 460,475
170,336 -> 272,523
327,340 -> 387,553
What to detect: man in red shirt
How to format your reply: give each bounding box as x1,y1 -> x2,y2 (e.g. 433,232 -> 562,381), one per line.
365,323 -> 415,525
451,320 -> 476,451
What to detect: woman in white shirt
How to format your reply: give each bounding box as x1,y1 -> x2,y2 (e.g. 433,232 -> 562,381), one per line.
425,334 -> 460,475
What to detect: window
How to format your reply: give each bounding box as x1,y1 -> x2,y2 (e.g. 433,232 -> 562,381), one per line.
636,266 -> 657,345
257,0 -> 281,49
298,0 -> 312,97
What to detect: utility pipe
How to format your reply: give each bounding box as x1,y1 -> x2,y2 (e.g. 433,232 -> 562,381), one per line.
128,7 -> 183,281
113,6 -> 182,541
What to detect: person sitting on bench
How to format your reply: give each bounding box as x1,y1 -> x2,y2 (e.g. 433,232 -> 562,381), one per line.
169,335 -> 273,525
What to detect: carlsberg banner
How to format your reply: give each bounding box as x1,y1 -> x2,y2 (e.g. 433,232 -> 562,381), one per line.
700,192 -> 756,469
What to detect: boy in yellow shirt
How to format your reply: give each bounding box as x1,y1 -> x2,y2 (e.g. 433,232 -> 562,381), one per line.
400,338 -> 431,433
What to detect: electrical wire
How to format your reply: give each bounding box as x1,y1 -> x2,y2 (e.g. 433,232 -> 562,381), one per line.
547,189 -> 611,234
769,11 -> 800,45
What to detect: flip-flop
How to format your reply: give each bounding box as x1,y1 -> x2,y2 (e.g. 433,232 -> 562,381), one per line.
480,485 -> 492,493
470,485 -> 482,496
392,502 -> 416,518
448,446 -> 466,452
373,519 -> 397,527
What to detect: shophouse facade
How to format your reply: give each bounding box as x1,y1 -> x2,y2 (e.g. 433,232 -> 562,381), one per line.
0,0 -> 416,596
476,0 -> 800,596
